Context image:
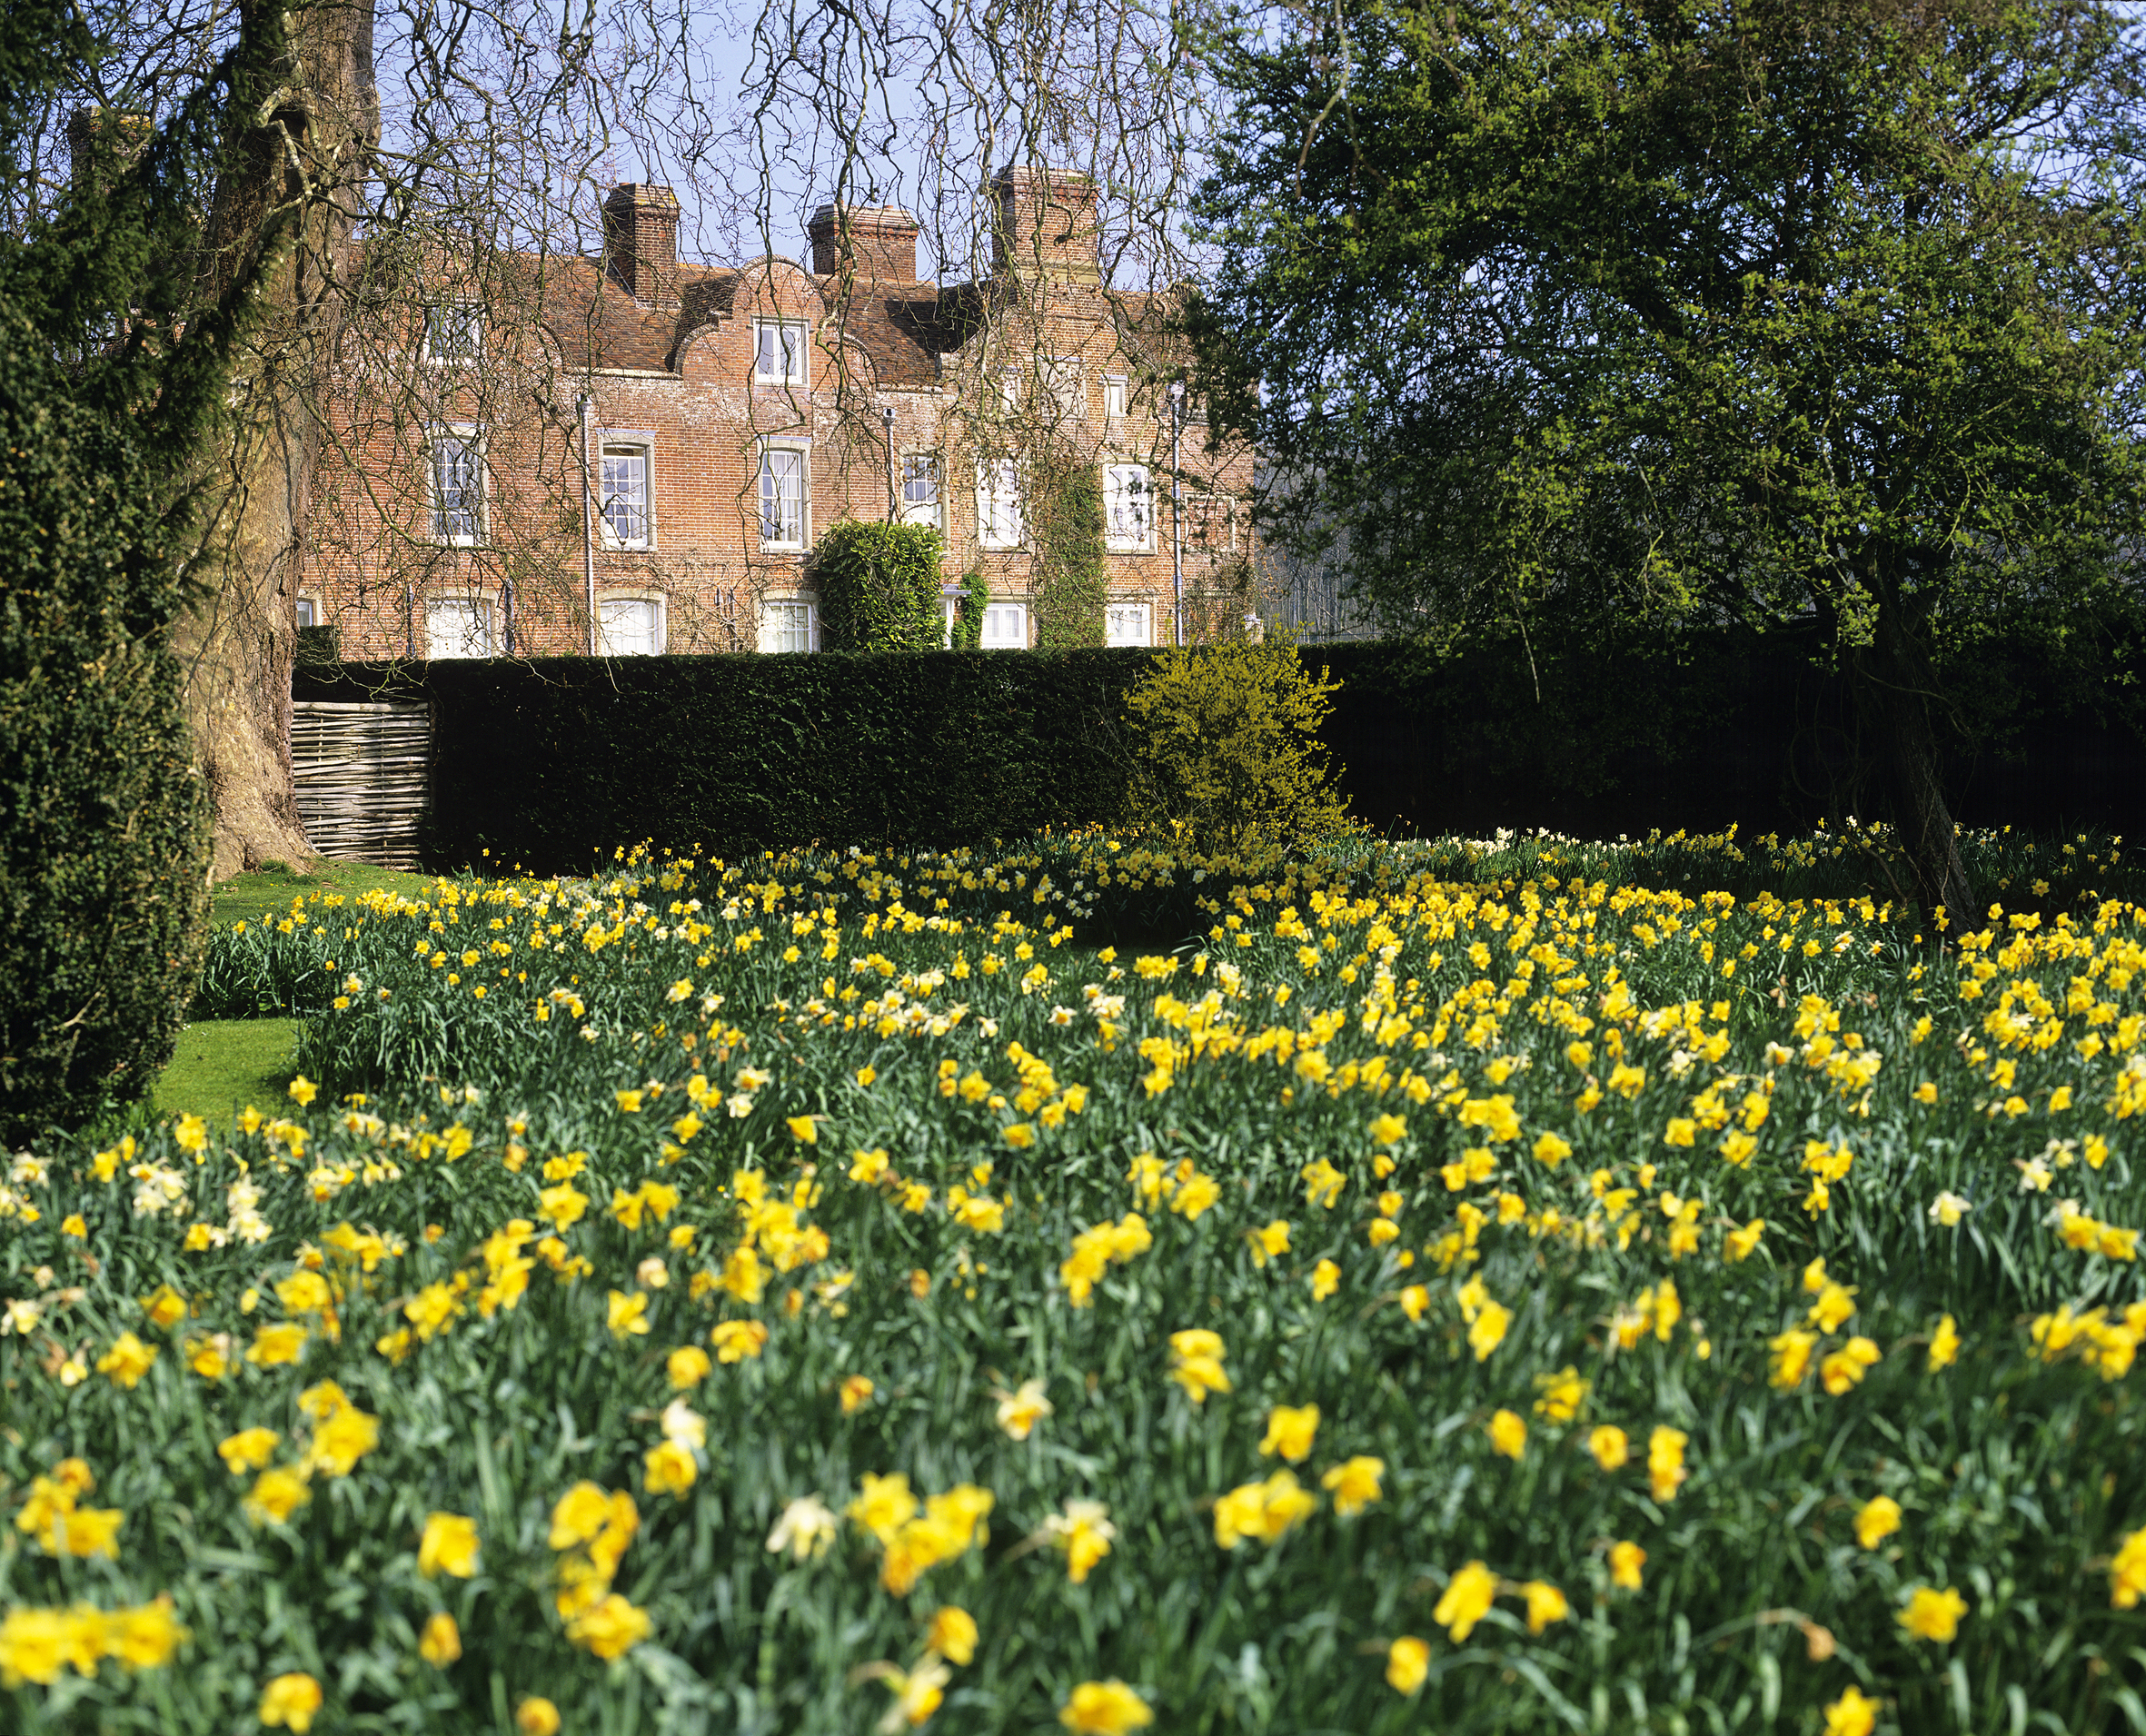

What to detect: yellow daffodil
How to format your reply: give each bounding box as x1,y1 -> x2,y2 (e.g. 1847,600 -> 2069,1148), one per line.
418,1512 -> 481,1578
1386,1635 -> 1429,1693
1258,1404 -> 1320,1463
1320,1455 -> 1384,1516
1853,1495 -> 1902,1550
1058,1680 -> 1153,1736
259,1672 -> 323,1731
1898,1584 -> 1968,1642
418,1612 -> 462,1666
1433,1560 -> 1497,1642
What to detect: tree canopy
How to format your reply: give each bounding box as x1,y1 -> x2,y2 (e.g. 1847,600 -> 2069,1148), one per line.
1188,0 -> 2146,910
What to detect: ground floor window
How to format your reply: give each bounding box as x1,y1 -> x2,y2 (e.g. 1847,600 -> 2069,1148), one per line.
1105,601 -> 1152,647
598,596 -> 663,656
979,601 -> 1028,650
759,600 -> 819,653
425,597 -> 496,660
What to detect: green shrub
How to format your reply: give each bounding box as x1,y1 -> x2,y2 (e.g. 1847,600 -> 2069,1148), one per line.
0,300 -> 209,1140
1122,633 -> 1358,853
813,519 -> 946,651
951,568 -> 989,650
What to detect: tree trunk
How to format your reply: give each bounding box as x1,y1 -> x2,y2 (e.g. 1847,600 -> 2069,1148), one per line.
179,0 -> 377,880
1856,620 -> 1977,923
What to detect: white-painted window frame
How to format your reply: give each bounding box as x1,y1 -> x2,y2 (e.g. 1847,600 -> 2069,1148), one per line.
598,433 -> 655,550
597,591 -> 667,657
977,458 -> 1023,551
753,318 -> 810,386
758,598 -> 820,653
758,441 -> 810,551
1104,461 -> 1155,552
429,422 -> 487,547
1105,601 -> 1153,647
425,595 -> 497,660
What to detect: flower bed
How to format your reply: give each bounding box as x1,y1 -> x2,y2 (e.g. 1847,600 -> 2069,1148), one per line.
4,837 -> 2144,1733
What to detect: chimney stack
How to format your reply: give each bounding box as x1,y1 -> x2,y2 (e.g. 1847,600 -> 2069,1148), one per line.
989,166 -> 1099,289
807,204 -> 920,284
602,184 -> 681,304
66,107 -> 152,194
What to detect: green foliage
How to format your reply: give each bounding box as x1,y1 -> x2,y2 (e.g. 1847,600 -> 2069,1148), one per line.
0,5 -> 296,1137
298,650 -> 1157,874
1122,635 -> 1357,853
813,520 -> 947,652
1189,0 -> 2146,911
12,837 -> 2145,1733
1030,460 -> 1108,650
951,569 -> 990,651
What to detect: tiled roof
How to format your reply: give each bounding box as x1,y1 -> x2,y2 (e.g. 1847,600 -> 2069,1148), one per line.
527,256 -> 740,373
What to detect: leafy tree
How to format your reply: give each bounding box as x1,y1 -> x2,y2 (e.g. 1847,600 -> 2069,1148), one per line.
0,4 -> 296,1136
1123,635 -> 1358,853
814,520 -> 948,651
1188,0 -> 2146,912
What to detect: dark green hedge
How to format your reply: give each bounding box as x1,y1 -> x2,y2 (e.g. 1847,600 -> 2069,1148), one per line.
299,650 -> 1155,874
295,619 -> 2146,877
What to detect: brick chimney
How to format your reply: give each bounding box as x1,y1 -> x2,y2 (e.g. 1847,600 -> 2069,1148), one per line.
989,166 -> 1099,289
602,184 -> 681,304
808,204 -> 920,283
66,107 -> 152,193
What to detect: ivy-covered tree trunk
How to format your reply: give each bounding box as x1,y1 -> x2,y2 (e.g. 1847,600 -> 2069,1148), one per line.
181,0 -> 379,878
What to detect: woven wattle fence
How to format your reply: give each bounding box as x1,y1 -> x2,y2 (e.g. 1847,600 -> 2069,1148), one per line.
292,699 -> 432,868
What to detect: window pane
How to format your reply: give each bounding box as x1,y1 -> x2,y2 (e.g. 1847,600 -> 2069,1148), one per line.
433,434 -> 482,542
294,599 -> 318,628
601,450 -> 648,545
759,601 -> 816,653
426,305 -> 480,362
1106,603 -> 1150,647
980,602 -> 1027,649
598,598 -> 660,656
979,460 -> 1021,547
901,452 -> 940,527
760,449 -> 804,544
757,321 -> 805,382
1108,466 -> 1150,546
425,600 -> 492,659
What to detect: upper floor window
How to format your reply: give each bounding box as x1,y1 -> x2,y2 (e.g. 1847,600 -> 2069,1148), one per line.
1104,463 -> 1154,552
600,445 -> 651,548
293,598 -> 320,628
598,595 -> 664,656
431,426 -> 486,546
1185,491 -> 1240,553
1103,375 -> 1128,421
423,303 -> 482,366
755,319 -> 809,385
977,459 -> 1023,550
1040,355 -> 1082,420
900,451 -> 941,529
760,445 -> 808,549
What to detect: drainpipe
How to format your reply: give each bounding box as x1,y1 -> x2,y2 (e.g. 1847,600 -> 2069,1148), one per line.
579,392 -> 597,655
1169,379 -> 1185,647
882,405 -> 899,521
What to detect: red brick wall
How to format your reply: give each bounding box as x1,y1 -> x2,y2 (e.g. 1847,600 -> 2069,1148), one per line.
303,200 -> 1258,660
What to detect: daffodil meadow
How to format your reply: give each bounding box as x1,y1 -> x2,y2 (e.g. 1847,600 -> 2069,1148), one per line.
5,831 -> 2146,1735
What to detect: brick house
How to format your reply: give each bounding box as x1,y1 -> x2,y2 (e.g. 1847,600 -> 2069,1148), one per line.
302,167 -> 1257,660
